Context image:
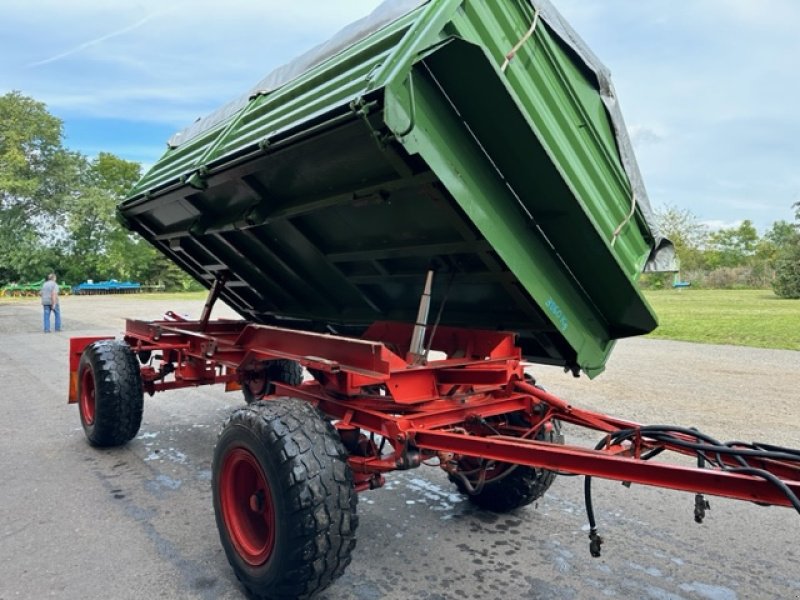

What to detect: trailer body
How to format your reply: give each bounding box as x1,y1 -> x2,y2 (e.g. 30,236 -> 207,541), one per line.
119,0 -> 673,378
68,2 -> 800,599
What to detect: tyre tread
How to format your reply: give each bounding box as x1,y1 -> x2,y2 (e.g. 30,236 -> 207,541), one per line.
79,340 -> 143,447
215,397 -> 357,600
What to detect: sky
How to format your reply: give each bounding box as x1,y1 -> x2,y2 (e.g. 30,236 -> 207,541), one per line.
2,0 -> 799,233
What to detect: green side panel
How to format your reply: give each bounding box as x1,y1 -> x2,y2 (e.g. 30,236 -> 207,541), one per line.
386,68 -> 613,373
444,1 -> 653,280
119,0 -> 659,377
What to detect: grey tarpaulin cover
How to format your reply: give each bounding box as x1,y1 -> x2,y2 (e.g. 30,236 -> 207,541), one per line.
167,0 -> 427,149
167,0 -> 674,272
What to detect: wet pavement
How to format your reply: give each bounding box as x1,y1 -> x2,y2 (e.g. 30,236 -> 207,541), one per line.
1,296 -> 798,600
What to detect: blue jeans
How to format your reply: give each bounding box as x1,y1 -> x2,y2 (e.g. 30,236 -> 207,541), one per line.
43,304 -> 61,332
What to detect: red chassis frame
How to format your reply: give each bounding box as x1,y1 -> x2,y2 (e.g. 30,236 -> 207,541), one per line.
68,313 -> 800,511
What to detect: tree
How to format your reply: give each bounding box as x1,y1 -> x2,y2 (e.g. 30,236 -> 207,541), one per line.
67,152 -> 198,289
705,220 -> 759,269
0,91 -> 84,282
64,153 -> 142,281
653,204 -> 709,271
757,220 -> 795,258
89,152 -> 141,198
772,203 -> 800,299
0,91 -> 198,291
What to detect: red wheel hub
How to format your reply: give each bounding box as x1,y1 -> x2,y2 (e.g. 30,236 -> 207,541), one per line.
79,366 -> 96,425
220,447 -> 276,566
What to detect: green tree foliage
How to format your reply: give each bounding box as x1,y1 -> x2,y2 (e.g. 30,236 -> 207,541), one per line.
0,91 -> 74,212
757,220 -> 796,262
647,204 -> 800,292
64,153 -> 141,282
705,220 -> 759,269
772,203 -> 800,299
0,91 -> 196,290
0,91 -> 82,281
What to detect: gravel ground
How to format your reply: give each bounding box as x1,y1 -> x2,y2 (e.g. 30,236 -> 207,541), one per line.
1,295 -> 798,600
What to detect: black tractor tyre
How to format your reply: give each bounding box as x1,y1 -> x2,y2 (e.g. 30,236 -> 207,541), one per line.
242,360 -> 303,404
451,420 -> 563,513
212,397 -> 358,600
77,340 -> 144,447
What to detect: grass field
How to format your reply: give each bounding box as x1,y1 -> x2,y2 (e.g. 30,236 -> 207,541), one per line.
643,289 -> 800,351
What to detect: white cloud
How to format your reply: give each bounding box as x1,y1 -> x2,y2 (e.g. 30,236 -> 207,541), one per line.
628,124 -> 665,148
25,7 -> 172,68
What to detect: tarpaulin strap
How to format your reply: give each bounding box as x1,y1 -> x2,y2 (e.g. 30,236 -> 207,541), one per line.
611,192 -> 638,247
501,9 -> 540,73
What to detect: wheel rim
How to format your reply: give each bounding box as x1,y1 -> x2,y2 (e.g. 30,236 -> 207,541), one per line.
220,447 -> 276,566
79,366 -> 96,425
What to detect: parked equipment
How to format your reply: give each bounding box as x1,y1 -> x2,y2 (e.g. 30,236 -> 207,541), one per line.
68,1 -> 799,598
72,280 -> 141,295
0,280 -> 43,297
1,279 -> 71,297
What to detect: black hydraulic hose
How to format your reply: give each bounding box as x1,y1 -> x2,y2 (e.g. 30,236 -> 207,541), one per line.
638,425 -> 748,467
591,426 -> 795,466
639,426 -> 800,464
584,475 -> 604,557
637,428 -> 800,512
584,435 -> 617,557
644,432 -> 800,465
742,441 -> 800,458
584,434 -> 664,534
725,467 -> 800,514
619,425 -> 800,469
584,474 -> 596,528
582,425 -> 800,557
642,447 -> 665,460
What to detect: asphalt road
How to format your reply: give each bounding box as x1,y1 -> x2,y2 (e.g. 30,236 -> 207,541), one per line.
1,296 -> 798,600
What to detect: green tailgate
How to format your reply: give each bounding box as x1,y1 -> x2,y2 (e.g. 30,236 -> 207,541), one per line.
120,0 -> 663,377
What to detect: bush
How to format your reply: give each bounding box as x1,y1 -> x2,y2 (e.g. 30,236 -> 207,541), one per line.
672,265 -> 773,290
773,244 -> 800,299
704,266 -> 766,289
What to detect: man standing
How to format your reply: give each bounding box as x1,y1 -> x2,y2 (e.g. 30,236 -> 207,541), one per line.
41,273 -> 61,333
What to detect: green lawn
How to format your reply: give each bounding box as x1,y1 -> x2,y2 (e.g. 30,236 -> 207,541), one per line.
643,289 -> 800,351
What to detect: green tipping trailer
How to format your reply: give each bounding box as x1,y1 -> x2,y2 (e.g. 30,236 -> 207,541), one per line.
119,0 -> 673,378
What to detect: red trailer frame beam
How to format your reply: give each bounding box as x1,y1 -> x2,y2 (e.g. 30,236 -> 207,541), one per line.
279,381 -> 800,507
68,314 -> 800,515
515,380 -> 800,482
409,430 -> 800,508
